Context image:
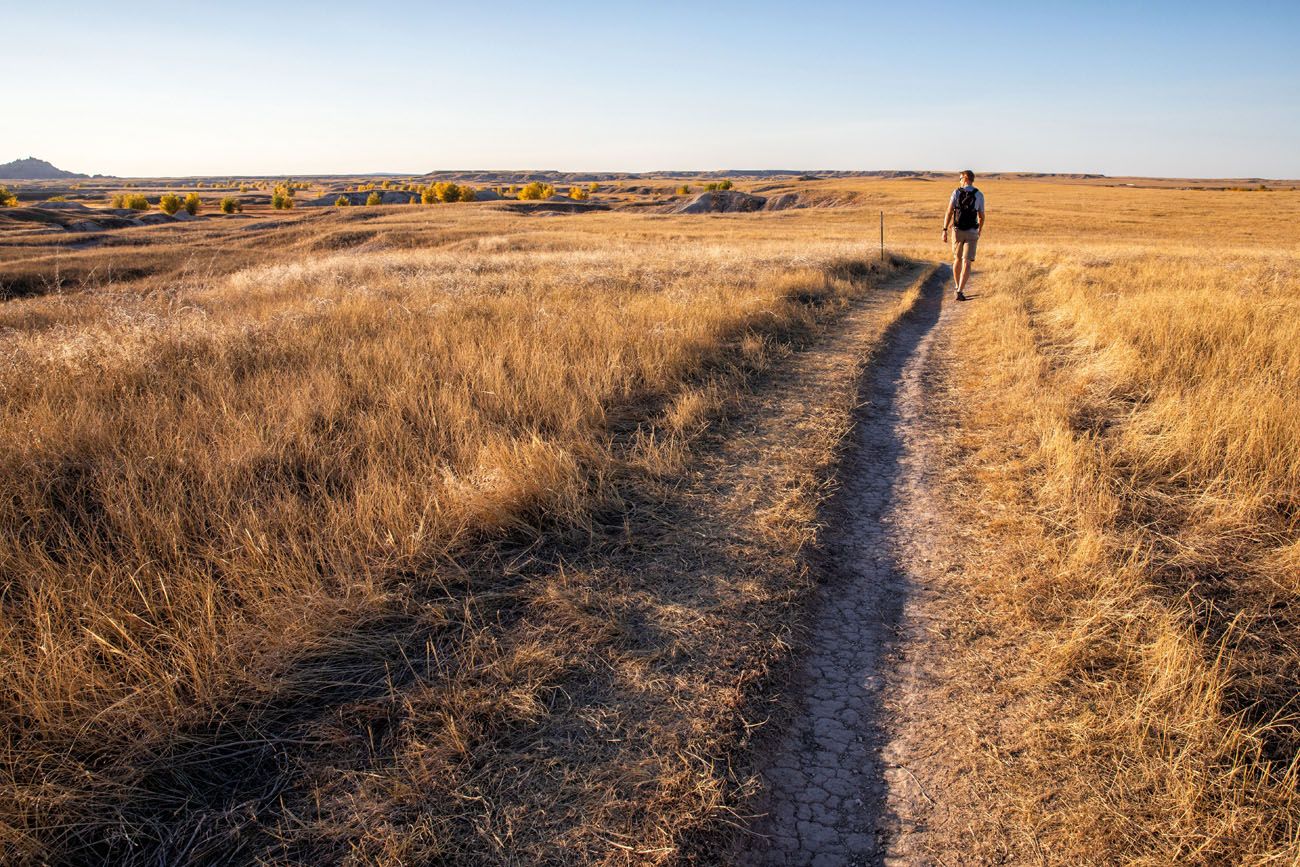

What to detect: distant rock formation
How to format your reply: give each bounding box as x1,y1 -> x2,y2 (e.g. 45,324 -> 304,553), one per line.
0,157 -> 88,179
673,190 -> 768,214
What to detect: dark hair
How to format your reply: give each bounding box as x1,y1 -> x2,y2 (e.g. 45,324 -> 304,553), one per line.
960,169 -> 975,183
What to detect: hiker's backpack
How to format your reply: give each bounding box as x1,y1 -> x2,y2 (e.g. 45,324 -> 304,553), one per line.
954,187 -> 981,230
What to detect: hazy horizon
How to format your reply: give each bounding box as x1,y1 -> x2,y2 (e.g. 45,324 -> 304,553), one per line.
9,157 -> 1300,182
6,0 -> 1299,179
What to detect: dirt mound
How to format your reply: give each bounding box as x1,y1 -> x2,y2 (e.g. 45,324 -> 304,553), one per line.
35,200 -> 94,211
673,190 -> 767,214
492,200 -> 611,214
0,206 -> 140,232
765,192 -> 800,211
303,191 -> 417,207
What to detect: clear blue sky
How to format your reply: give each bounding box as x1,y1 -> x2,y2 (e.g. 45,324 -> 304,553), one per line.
5,0 -> 1298,178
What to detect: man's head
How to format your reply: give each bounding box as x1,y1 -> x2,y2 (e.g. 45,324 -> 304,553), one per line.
960,170 -> 975,186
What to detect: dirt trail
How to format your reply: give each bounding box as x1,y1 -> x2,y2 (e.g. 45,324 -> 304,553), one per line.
741,267 -> 970,865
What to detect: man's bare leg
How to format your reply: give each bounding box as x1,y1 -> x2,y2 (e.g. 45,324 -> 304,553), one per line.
953,257 -> 970,295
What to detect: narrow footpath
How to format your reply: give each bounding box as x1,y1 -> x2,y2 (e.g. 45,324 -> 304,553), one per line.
740,267 -> 981,866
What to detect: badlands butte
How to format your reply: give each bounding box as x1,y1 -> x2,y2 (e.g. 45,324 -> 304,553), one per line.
1,165 -> 1298,866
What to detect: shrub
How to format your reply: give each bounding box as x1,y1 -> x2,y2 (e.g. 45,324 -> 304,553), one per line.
124,193 -> 150,210
0,185 -> 16,207
420,186 -> 437,204
587,182 -> 598,192
704,182 -> 720,191
183,193 -> 201,215
335,196 -> 350,207
459,186 -> 477,202
109,193 -> 126,208
219,197 -> 241,214
271,183 -> 296,209
570,186 -> 589,201
677,185 -> 691,196
434,182 -> 462,203
47,195 -> 68,202
365,191 -> 382,206
719,179 -> 734,190
518,181 -> 555,201
159,194 -> 182,215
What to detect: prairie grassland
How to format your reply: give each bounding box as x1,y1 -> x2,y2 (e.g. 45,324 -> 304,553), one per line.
3,177 -> 1299,863
940,227 -> 1300,858
0,205 -> 910,863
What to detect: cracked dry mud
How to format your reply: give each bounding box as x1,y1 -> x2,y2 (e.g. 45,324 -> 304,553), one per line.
742,268 -> 961,866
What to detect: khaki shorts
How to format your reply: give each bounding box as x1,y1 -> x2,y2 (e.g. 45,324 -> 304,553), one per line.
952,228 -> 980,261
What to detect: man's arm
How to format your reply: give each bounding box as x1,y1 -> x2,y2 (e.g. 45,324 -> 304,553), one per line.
977,208 -> 985,232
942,199 -> 954,238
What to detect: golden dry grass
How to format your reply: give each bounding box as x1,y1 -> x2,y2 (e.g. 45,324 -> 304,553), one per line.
0,202 -> 912,863
2,176 -> 1298,863
717,174 -> 1300,864
934,208 -> 1300,860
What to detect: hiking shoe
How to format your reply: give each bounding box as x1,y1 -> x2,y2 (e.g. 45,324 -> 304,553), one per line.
955,289 -> 967,301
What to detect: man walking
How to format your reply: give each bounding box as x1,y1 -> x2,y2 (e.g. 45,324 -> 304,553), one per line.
942,170 -> 985,301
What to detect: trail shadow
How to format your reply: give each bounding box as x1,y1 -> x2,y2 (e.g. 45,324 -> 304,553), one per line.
737,265 -> 949,864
